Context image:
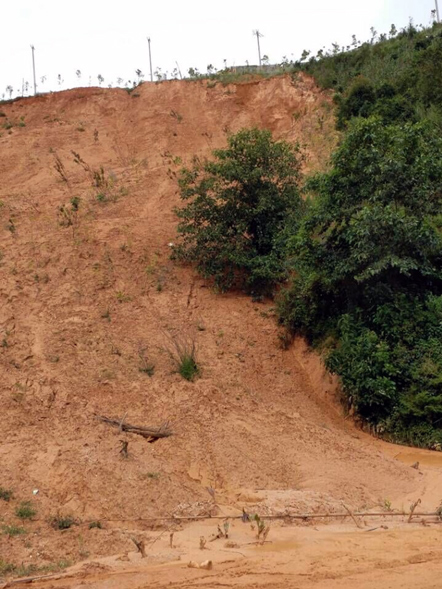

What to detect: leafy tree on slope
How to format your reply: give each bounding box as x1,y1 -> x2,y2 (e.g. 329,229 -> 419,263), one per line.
173,128 -> 304,294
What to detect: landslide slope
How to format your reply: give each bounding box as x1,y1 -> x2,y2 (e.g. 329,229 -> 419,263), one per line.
0,75 -> 424,566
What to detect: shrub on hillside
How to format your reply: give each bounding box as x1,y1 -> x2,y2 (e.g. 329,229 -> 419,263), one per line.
278,117 -> 442,445
299,22 -> 442,129
336,77 -> 414,128
172,128 -> 304,294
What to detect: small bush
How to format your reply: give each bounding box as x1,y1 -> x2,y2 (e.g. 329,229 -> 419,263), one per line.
15,502 -> 36,520
0,559 -> 70,579
0,487 -> 13,502
88,521 -> 102,530
173,127 -> 303,294
50,515 -> 77,530
101,309 -> 111,321
0,559 -> 16,575
2,525 -> 26,537
336,76 -> 376,128
139,363 -> 155,377
167,334 -> 199,381
14,564 -> 38,577
178,355 -> 199,381
138,343 -> 155,376
170,109 -> 183,123
70,196 -> 80,211
93,167 -> 107,188
19,560 -> 70,577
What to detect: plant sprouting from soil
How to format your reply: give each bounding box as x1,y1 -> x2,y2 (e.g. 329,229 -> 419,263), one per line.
50,515 -> 78,530
165,332 -> 199,381
15,501 -> 36,520
0,487 -> 13,501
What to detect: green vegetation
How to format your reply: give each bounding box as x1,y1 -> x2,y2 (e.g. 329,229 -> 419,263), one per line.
1,115 -> 25,130
139,362 -> 155,376
177,354 -> 198,381
279,21 -> 442,446
15,501 -> 36,520
185,65 -> 288,87
0,559 -> 71,578
166,334 -> 199,381
173,22 -> 442,447
296,22 -> 442,130
277,118 -> 442,446
173,128 -> 303,294
2,525 -> 26,537
146,471 -> 160,479
0,487 -> 13,501
138,344 -> 155,376
0,560 -> 16,576
50,515 -> 77,530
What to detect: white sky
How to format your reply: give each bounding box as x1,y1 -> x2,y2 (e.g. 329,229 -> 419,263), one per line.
0,0 -> 437,97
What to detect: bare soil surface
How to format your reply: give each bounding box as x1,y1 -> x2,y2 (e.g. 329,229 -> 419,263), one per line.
1,75 -> 442,587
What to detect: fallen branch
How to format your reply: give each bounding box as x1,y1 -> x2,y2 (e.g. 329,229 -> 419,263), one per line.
24,511 -> 442,526
1,573 -> 67,587
95,414 -> 172,442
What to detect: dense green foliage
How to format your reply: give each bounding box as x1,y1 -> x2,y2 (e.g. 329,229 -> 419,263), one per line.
173,128 -> 303,294
174,22 -> 442,447
297,22 -> 442,130
278,118 -> 442,446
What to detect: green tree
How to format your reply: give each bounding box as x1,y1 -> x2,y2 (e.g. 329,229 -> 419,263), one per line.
414,36 -> 442,110
278,118 -> 442,442
173,128 -> 304,294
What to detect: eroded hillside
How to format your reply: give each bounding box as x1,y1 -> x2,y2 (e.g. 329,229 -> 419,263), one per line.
0,75 -> 436,578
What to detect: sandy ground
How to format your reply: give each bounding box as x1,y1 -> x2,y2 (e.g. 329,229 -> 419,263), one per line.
1,75 -> 442,587
7,517 -> 442,589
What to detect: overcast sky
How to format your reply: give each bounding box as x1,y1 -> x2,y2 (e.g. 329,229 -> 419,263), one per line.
0,0 -> 437,97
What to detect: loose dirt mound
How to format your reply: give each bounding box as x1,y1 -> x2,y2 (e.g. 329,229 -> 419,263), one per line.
0,75 -> 438,580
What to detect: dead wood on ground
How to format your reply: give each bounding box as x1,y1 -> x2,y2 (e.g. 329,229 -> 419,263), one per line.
95,414 -> 172,442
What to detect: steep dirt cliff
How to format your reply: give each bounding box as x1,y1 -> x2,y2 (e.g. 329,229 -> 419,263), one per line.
0,75 -> 439,583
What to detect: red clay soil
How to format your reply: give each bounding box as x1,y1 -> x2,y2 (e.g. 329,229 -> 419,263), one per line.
1,75 -> 442,588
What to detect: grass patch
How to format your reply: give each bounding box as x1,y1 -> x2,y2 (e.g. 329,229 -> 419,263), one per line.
50,515 -> 77,530
2,525 -> 26,537
0,560 -> 16,575
101,309 -> 111,321
177,354 -> 199,381
138,343 -> 155,376
11,560 -> 71,578
139,363 -> 155,377
0,487 -> 13,502
146,472 -> 159,479
166,333 -> 199,381
15,502 -> 36,520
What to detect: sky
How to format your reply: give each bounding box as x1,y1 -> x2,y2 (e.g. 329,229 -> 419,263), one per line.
0,0 -> 438,97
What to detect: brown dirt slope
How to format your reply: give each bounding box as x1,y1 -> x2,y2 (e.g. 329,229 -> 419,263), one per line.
0,75 -> 439,578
